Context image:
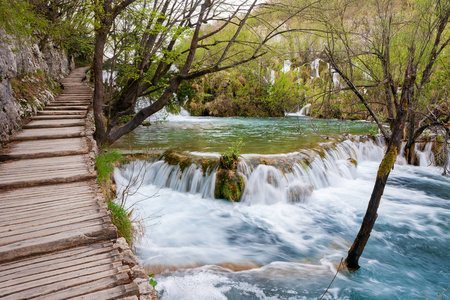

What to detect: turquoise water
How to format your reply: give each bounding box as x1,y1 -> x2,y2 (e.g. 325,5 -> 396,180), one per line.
114,115 -> 378,154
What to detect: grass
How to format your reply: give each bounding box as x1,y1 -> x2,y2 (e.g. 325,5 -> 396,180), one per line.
95,149 -> 122,186
107,200 -> 134,245
95,149 -> 136,246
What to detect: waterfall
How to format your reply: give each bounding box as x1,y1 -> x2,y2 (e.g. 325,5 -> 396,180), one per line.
311,58 -> 321,78
331,70 -> 341,88
115,137 -> 447,205
115,160 -> 216,199
415,142 -> 435,167
285,103 -> 311,117
282,60 -> 291,73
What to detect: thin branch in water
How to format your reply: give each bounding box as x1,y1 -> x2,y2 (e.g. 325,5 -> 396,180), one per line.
319,257 -> 344,300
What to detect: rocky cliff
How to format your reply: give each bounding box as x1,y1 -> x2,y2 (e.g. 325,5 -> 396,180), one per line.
0,35 -> 75,145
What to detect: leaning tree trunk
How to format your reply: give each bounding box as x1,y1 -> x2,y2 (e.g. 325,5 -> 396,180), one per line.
345,63 -> 414,270
344,144 -> 397,270
345,116 -> 405,270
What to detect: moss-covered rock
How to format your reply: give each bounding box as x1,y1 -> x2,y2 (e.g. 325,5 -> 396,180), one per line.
163,150 -> 194,172
214,169 -> 245,202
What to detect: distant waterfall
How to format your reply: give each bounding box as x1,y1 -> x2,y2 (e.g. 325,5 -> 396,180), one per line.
285,104 -> 311,117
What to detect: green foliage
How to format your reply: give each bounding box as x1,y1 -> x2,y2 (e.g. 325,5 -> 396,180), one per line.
148,273 -> 158,293
118,114 -> 136,126
107,200 -> 134,245
0,0 -> 93,65
264,71 -> 303,116
95,149 -> 123,185
221,138 -> 244,161
0,0 -> 47,40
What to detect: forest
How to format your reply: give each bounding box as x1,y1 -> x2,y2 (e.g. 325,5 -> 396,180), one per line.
1,0 -> 449,299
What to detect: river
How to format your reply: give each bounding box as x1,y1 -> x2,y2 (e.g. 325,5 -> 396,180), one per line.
114,115 -> 449,299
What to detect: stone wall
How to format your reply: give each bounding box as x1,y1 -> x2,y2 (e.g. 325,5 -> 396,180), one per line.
0,35 -> 75,145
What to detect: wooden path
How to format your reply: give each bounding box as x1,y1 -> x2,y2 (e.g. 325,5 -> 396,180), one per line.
0,68 -> 153,299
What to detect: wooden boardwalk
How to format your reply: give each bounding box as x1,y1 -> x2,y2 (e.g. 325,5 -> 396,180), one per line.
0,68 -> 153,299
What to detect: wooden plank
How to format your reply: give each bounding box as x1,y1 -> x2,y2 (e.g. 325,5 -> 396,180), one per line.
0,182 -> 95,196
33,277 -> 136,300
0,216 -> 107,245
0,248 -> 118,278
1,137 -> 86,153
0,224 -> 117,263
44,106 -> 88,111
0,193 -> 97,210
0,265 -> 130,299
52,95 -> 91,98
0,242 -> 113,272
0,212 -> 108,236
0,155 -> 89,171
48,102 -> 91,105
31,114 -> 87,120
0,138 -> 88,161
0,259 -> 123,288
23,119 -> 85,129
64,282 -> 139,300
37,110 -> 86,115
9,126 -> 85,141
30,275 -> 134,300
0,192 -> 99,211
0,210 -> 108,236
0,166 -> 91,179
0,201 -> 103,223
0,201 -> 99,219
0,182 -> 96,202
0,174 -> 96,188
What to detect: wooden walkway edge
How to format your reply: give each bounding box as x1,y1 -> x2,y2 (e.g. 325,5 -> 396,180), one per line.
0,68 -> 156,300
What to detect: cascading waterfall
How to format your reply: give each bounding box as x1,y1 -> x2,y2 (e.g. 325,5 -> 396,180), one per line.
116,159 -> 216,199
114,135 -> 450,205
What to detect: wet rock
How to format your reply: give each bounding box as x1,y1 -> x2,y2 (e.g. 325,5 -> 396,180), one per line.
348,158 -> 358,167
134,278 -> 154,295
131,265 -> 148,279
286,183 -> 314,203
